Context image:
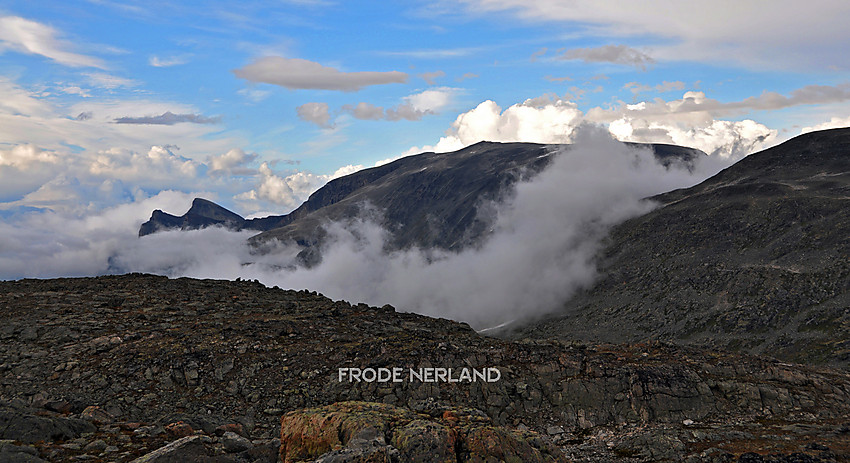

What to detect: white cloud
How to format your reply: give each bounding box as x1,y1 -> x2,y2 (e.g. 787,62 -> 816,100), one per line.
0,80 -> 237,161
149,55 -> 188,67
296,102 -> 332,127
339,87 -> 459,123
88,145 -> 199,184
237,88 -> 271,102
236,162 -> 362,211
0,16 -> 104,68
0,190 -> 216,278
0,144 -> 59,168
420,96 -> 583,152
801,116 -> 850,134
457,0 -> 850,69
233,56 -> 408,91
61,86 -> 92,98
208,148 -> 258,174
401,89 -> 785,160
406,87 -> 456,113
608,118 -> 775,159
582,87 -> 850,144
0,77 -> 54,117
561,44 -> 654,70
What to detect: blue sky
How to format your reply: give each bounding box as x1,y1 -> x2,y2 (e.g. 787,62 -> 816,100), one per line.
1,0 -> 850,217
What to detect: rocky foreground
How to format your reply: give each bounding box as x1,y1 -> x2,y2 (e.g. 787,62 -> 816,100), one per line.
1,274 -> 850,462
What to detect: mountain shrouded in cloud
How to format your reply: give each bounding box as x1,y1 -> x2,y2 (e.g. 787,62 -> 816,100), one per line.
1,126 -> 725,330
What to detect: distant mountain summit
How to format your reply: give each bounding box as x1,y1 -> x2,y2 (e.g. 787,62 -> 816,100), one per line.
140,198 -> 248,236
520,127 -> 850,368
138,198 -> 284,236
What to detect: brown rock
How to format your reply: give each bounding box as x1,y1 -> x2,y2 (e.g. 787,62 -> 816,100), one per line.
80,406 -> 115,425
280,401 -> 565,463
164,421 -> 194,438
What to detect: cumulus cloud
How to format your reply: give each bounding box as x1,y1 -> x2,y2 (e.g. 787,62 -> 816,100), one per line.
208,148 -> 258,174
296,102 -> 333,127
0,145 -> 66,202
88,145 -> 199,183
0,16 -> 104,68
236,162 -> 362,211
233,56 -> 408,91
113,111 -> 221,125
386,87 -> 457,121
401,88 -> 786,160
608,118 -> 775,159
417,96 -> 583,153
561,44 -> 654,70
0,144 -> 59,168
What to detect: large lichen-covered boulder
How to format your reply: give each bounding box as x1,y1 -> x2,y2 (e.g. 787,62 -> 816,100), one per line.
279,401 -> 566,463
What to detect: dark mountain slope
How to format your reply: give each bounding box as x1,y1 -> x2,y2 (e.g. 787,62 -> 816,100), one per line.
519,128 -> 850,368
140,142 -> 702,260
248,141 -> 557,254
138,142 -> 556,240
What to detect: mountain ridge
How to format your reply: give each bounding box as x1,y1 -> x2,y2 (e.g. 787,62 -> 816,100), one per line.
518,127 -> 850,368
139,141 -> 703,257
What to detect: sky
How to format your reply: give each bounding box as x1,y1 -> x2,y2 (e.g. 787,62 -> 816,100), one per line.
1,0 -> 850,218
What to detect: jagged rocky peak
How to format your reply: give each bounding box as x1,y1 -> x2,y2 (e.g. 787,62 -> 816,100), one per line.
138,198 -> 246,237
186,197 -> 244,222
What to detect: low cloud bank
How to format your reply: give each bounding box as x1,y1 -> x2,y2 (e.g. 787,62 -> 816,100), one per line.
0,127 -> 728,329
